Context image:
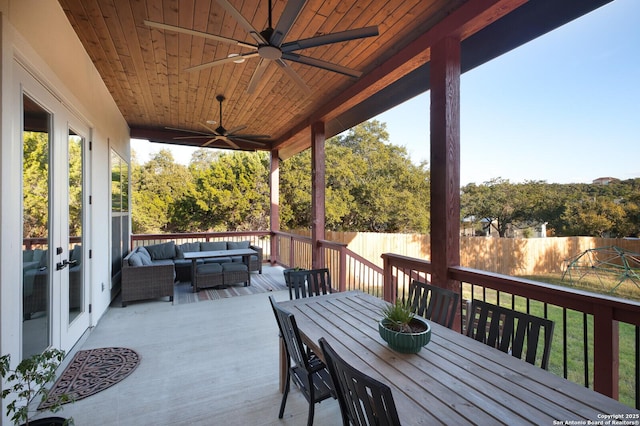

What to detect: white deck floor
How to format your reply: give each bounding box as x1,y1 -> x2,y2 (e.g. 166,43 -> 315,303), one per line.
38,266 -> 341,426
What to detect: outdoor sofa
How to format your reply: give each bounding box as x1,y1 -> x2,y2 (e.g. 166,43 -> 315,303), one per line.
121,240 -> 263,306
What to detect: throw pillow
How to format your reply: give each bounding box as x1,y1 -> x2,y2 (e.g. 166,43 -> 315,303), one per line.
145,241 -> 176,260
137,247 -> 152,264
127,252 -> 143,266
176,242 -> 201,259
228,241 -> 250,250
201,241 -> 227,251
139,252 -> 153,266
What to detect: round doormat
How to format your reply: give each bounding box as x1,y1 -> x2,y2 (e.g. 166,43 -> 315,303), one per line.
39,347 -> 140,410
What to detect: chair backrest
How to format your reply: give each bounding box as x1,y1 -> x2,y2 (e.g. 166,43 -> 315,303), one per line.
407,280 -> 460,328
268,296 -> 311,371
287,268 -> 332,300
466,299 -> 555,369
319,338 -> 401,426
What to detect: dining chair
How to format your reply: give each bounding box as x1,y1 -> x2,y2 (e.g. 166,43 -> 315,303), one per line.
268,296 -> 334,426
466,299 -> 555,369
407,279 -> 460,328
319,338 -> 401,426
287,268 -> 332,300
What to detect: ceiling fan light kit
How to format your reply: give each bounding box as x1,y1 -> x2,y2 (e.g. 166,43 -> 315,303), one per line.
145,0 -> 379,95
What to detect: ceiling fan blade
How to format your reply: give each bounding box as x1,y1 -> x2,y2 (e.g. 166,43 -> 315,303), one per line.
247,58 -> 270,94
144,20 -> 255,49
173,135 -> 216,140
231,134 -> 271,139
274,59 -> 311,95
226,125 -> 248,134
270,0 -> 308,47
185,52 -> 259,73
230,138 -> 268,146
219,136 -> 240,149
282,52 -> 362,78
282,26 -> 379,52
216,0 -> 267,45
201,138 -> 220,147
165,126 -> 214,136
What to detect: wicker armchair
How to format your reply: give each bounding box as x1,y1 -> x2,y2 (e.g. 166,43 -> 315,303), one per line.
121,251 -> 174,307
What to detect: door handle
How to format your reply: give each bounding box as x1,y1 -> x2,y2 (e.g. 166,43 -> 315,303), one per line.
56,259 -> 74,271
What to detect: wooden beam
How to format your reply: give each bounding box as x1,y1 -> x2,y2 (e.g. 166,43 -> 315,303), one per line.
430,36 -> 462,332
310,122 -> 326,269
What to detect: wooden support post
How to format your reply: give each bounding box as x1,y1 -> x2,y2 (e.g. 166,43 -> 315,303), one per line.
593,305 -> 619,399
270,150 -> 279,266
310,122 -> 326,269
430,36 -> 462,332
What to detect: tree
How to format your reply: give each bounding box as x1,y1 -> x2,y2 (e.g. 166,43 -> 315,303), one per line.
280,120 -> 431,232
131,149 -> 195,233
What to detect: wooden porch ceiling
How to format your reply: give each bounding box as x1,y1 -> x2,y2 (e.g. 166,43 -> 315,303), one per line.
57,0 -> 611,160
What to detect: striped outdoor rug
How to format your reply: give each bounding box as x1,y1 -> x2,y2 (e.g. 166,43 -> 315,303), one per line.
174,266 -> 288,304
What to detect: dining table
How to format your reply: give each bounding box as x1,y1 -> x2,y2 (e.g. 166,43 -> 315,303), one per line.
278,291 -> 640,425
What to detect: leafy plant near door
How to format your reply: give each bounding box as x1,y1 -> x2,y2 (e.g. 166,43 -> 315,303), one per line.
378,299 -> 431,354
0,349 -> 73,425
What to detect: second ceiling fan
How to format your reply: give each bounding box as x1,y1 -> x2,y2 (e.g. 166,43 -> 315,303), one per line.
167,95 -> 270,149
145,0 -> 379,95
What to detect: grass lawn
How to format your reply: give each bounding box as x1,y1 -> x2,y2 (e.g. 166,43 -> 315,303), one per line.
463,272 -> 639,408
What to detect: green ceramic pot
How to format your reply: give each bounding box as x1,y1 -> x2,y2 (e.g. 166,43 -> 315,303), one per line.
378,316 -> 431,354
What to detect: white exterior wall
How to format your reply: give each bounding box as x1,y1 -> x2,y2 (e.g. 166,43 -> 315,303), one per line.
0,2 -> 129,422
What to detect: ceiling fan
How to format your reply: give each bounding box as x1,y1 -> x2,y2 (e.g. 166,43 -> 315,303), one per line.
166,95 -> 270,149
144,0 -> 379,95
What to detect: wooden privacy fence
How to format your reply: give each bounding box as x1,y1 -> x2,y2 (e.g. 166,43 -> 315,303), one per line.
292,231 -> 640,276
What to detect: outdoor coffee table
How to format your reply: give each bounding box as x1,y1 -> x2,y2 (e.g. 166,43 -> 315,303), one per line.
184,249 -> 257,291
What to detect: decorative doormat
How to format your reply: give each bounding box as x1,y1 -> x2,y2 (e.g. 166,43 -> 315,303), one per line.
39,347 -> 139,410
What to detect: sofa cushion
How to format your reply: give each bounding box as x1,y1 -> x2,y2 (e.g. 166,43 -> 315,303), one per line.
175,242 -> 201,259
38,250 -> 48,268
23,250 -> 34,262
128,252 -> 143,267
71,245 -> 82,264
145,241 -> 176,260
228,241 -> 250,250
201,241 -> 227,251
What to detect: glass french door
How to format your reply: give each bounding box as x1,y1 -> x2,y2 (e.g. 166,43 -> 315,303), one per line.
19,64 -> 91,358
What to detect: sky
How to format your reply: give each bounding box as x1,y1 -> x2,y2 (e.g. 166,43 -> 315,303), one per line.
132,0 -> 639,186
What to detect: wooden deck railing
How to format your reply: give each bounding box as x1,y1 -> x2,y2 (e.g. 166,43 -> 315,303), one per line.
271,231 -> 384,295
381,252 -> 640,409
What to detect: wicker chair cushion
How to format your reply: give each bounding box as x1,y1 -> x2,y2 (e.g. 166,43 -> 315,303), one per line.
197,263 -> 223,274
227,241 -> 250,250
201,241 -> 227,251
175,242 -> 201,259
145,241 -> 176,260
222,263 -> 248,272
138,250 -> 153,265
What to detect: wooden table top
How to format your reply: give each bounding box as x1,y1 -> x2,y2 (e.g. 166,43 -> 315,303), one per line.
183,248 -> 256,259
279,291 -> 639,425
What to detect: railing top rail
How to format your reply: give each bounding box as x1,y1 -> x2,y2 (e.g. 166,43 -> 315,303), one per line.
450,266 -> 640,325
132,231 -> 270,240
318,239 -> 347,248
271,230 -> 312,242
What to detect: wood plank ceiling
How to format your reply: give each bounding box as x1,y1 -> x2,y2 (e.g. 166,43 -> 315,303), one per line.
56,0 -> 610,159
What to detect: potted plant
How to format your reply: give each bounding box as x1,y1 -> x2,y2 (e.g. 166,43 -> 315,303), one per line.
378,299 -> 431,354
0,349 -> 73,426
